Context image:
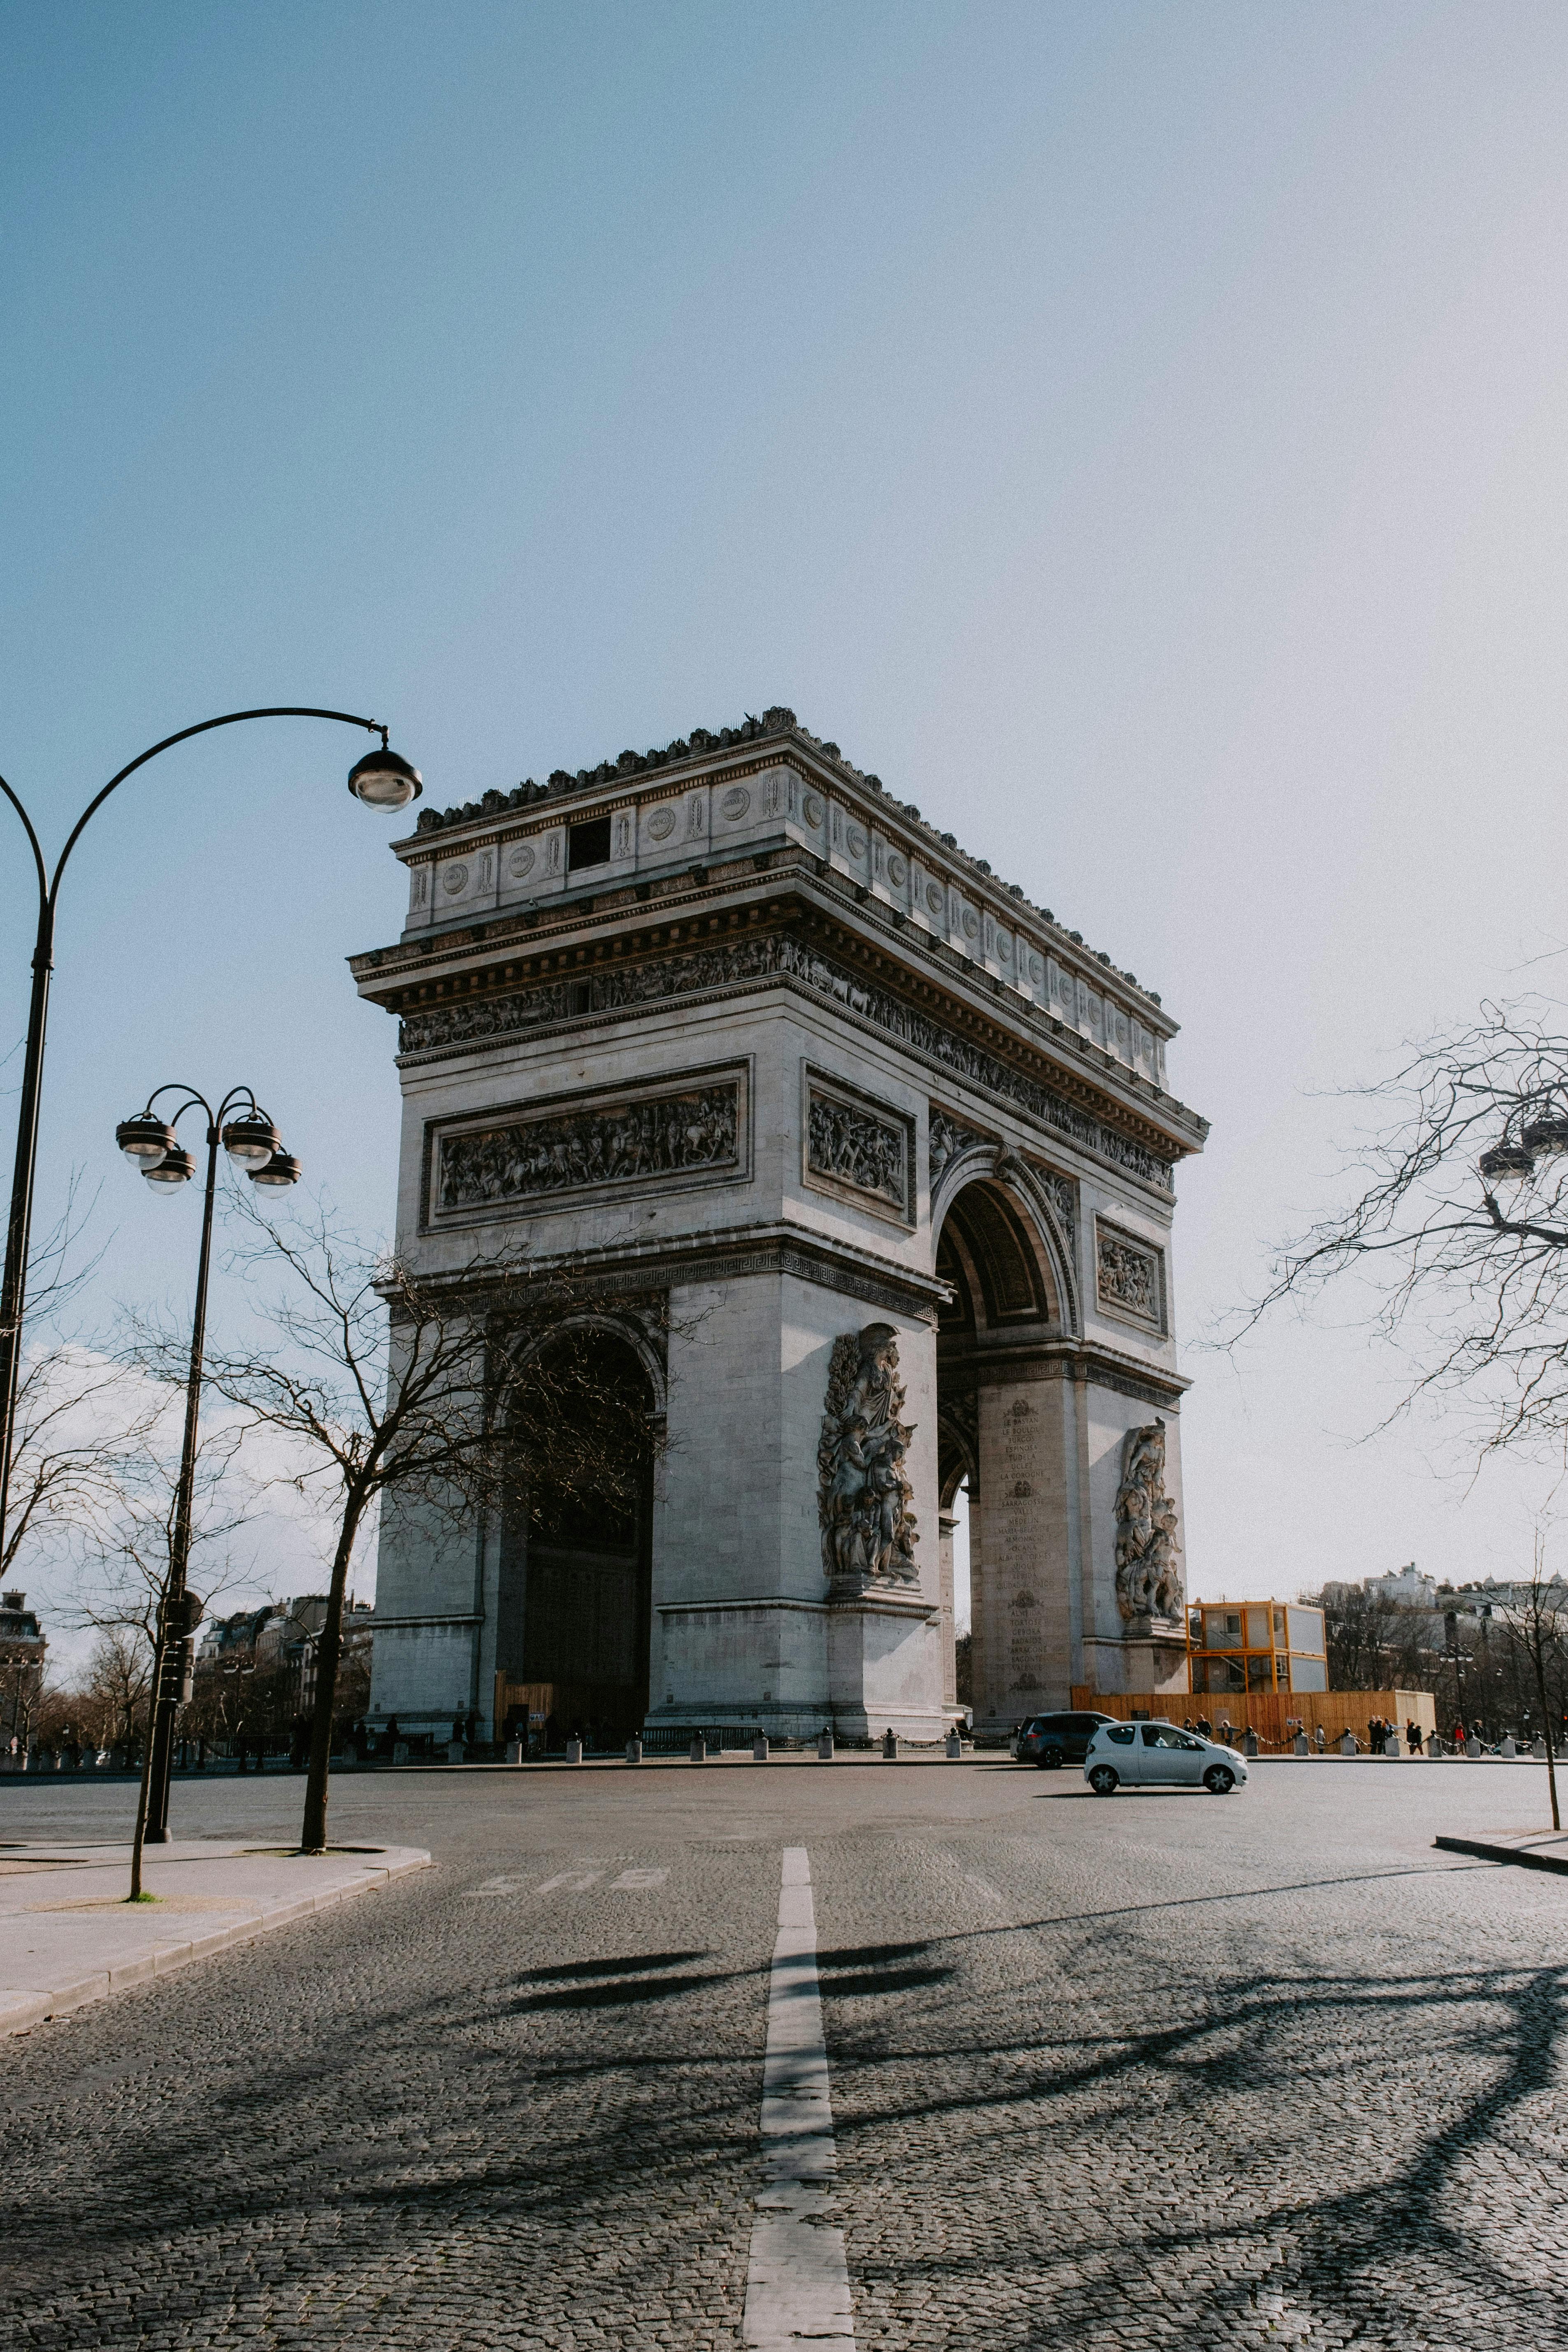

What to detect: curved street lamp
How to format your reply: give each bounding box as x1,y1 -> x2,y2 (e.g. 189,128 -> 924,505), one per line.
118,1081 -> 300,1866
0,708 -> 420,1569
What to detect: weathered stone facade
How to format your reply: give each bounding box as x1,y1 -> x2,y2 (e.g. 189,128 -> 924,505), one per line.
354,711 -> 1205,1740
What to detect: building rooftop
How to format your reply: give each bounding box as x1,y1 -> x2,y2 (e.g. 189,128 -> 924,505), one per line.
408,706 -> 1165,1010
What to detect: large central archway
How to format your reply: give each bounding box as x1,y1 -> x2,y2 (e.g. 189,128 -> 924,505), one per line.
933,1148 -> 1078,1731
495,1322 -> 658,1746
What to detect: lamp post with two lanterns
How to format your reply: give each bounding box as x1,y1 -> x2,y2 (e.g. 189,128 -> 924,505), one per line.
0,709 -> 423,1580
1477,1112 -> 1568,1215
116,1085 -> 304,1871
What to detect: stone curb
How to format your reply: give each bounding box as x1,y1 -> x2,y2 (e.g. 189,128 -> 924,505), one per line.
1433,1833 -> 1568,1876
1,1846 -> 430,2036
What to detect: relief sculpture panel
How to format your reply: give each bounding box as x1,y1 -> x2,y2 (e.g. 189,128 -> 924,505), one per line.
818,1323 -> 920,1592
1096,1222 -> 1163,1329
433,1074 -> 742,1218
1113,1418 -> 1182,1625
803,1071 -> 913,1221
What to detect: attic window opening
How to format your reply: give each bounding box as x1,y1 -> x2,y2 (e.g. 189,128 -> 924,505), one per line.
568,815 -> 613,871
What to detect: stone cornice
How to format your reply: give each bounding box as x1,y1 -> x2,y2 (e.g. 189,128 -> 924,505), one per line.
377,718 -> 1183,1059
403,1217 -> 953,1325
355,878 -> 1203,1180
939,1329 -> 1190,1406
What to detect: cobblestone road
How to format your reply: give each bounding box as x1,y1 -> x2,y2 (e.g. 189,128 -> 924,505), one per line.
2,1759 -> 1563,2352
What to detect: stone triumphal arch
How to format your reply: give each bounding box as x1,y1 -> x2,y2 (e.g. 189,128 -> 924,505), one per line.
355,709 -> 1206,1741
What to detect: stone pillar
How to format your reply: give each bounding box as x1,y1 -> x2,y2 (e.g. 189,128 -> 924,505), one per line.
973,1376 -> 1078,1729
937,1508 -> 958,1711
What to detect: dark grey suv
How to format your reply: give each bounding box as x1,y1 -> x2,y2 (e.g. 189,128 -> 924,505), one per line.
1015,1710 -> 1116,1768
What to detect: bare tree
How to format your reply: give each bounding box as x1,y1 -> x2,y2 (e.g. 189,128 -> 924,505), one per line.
133,1195 -> 674,1854
1240,999 -> 1568,1457
75,1625 -> 153,1759
1300,1584 -> 1427,1693
2,1180 -> 161,1587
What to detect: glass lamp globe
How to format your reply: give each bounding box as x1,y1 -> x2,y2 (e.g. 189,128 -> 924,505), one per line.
142,1147 -> 196,1189
346,745 -> 423,811
116,1115 -> 175,1167
248,1150 -> 302,1188
221,1113 -> 280,1168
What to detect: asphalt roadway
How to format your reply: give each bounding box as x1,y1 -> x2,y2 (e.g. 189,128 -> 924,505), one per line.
2,1755 -> 1564,2352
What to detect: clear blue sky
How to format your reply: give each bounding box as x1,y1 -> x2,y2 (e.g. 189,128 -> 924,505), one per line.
5,1 -> 1568,1619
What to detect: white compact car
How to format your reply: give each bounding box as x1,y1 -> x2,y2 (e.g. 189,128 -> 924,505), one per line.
1083,1720 -> 1249,1796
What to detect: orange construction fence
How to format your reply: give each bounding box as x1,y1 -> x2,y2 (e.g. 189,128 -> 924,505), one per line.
1071,1686 -> 1436,1748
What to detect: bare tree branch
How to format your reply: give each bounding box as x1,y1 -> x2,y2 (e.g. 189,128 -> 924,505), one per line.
1229,997 -> 1568,1458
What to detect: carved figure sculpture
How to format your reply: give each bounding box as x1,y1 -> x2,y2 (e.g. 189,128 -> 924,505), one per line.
818,1323 -> 920,1587
1113,1418 -> 1182,1622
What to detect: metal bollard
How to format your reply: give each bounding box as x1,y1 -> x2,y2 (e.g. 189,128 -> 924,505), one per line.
625,1736 -> 643,1765
945,1730 -> 962,1759
752,1734 -> 769,1762
817,1730 -> 834,1761
1293,1733 -> 1309,1756
689,1734 -> 707,1764
505,1739 -> 524,1765
566,1736 -> 584,1765
882,1729 -> 899,1761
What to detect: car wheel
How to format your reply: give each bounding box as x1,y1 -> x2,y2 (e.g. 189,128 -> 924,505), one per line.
1036,1751 -> 1063,1770
1089,1765 -> 1120,1796
1203,1764 -> 1235,1794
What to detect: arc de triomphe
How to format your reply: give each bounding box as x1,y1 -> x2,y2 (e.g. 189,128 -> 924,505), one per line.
353,709 -> 1206,1742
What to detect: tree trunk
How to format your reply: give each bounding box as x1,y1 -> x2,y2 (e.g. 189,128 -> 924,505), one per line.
300,1486 -> 368,1855
1534,1650 -> 1561,1833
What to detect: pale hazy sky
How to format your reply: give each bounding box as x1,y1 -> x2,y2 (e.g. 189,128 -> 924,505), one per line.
4,2 -> 1568,1629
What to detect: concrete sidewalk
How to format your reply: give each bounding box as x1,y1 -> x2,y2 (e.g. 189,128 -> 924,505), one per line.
1433,1829 -> 1568,1875
0,1838 -> 430,2036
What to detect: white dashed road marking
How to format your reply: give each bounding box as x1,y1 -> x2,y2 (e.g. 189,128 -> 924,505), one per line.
609,1868 -> 669,1890
743,1847 -> 856,2351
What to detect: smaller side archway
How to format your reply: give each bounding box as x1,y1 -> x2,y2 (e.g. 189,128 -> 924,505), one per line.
493,1317 -> 662,1748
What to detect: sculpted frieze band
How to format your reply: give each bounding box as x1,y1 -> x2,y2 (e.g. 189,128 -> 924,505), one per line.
434,1078 -> 741,1215
400,932 -> 1174,1190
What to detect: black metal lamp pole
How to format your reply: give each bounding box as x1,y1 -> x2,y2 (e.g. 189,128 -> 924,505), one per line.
121,1084 -> 302,1878
0,709 -> 421,1577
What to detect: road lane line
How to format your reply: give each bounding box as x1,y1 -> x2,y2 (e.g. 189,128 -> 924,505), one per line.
743,1846 -> 856,2352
